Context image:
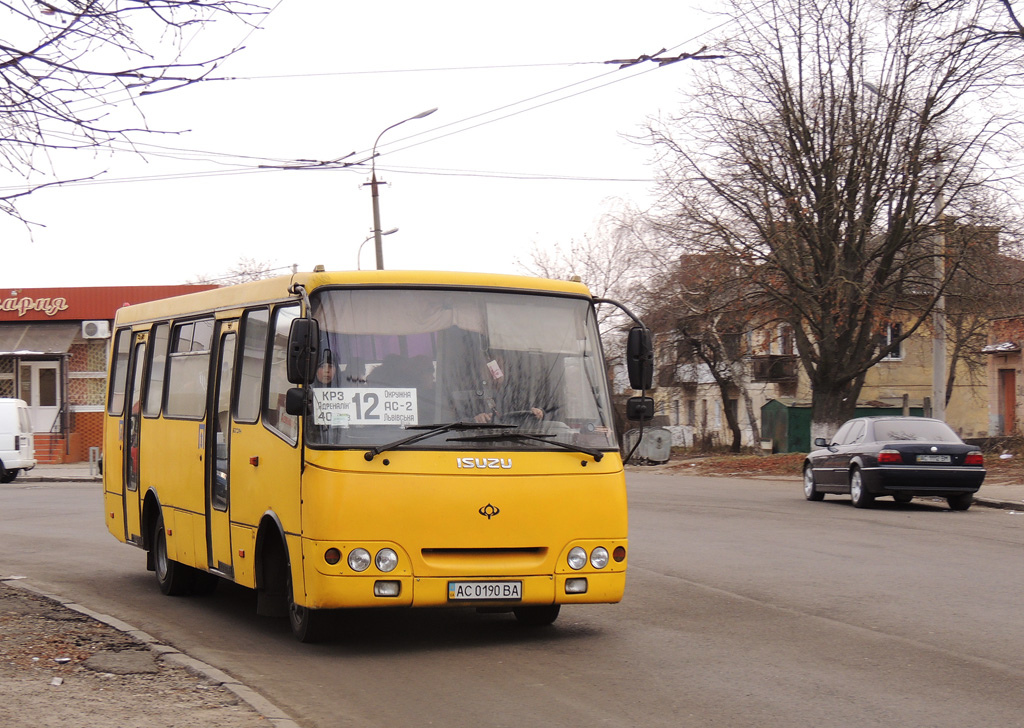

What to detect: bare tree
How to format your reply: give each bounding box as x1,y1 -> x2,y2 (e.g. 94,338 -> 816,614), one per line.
190,256 -> 281,285
517,216 -> 653,378
1,0 -> 264,220
644,0 -> 1023,439
518,217 -> 645,315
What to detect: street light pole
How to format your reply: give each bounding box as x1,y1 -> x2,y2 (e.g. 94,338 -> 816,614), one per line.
369,107 -> 438,270
358,228 -> 398,270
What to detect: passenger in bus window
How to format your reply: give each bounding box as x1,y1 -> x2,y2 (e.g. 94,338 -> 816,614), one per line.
314,353 -> 336,387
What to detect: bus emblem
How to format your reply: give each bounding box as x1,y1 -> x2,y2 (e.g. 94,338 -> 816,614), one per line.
456,457 -> 512,470
479,504 -> 500,519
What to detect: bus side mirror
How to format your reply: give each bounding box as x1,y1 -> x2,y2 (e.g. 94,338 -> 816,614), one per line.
285,387 -> 309,417
286,318 -> 320,384
626,396 -> 655,421
627,327 -> 653,391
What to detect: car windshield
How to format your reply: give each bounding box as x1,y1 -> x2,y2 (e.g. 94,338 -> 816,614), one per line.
304,287 -> 617,452
873,420 -> 961,443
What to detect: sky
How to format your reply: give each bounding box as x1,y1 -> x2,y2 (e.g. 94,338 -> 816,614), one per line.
2,1 -> 727,288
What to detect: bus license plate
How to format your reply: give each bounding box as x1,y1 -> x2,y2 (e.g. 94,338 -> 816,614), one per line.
917,454 -> 951,463
448,581 -> 522,601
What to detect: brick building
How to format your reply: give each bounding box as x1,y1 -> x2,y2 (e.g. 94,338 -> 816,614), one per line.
0,285 -> 214,463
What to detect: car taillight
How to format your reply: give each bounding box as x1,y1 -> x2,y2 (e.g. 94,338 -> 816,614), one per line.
878,449 -> 902,465
965,451 -> 984,466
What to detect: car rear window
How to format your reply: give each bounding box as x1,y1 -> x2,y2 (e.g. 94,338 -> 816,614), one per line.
874,420 -> 959,442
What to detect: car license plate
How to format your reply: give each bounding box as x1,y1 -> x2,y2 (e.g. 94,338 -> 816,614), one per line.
448,581 -> 522,601
917,454 -> 951,463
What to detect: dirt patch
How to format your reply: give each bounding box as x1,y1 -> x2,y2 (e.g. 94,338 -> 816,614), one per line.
0,582 -> 268,728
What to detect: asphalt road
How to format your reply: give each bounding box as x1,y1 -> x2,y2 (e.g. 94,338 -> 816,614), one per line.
2,473 -> 1023,727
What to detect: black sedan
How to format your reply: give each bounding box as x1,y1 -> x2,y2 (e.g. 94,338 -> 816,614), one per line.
803,417 -> 985,510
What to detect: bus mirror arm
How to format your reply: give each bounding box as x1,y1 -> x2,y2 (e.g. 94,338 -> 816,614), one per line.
591,298 -> 653,392
592,297 -> 654,465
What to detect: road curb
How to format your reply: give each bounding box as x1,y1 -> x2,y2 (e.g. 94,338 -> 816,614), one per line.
973,497 -> 1024,511
1,577 -> 300,728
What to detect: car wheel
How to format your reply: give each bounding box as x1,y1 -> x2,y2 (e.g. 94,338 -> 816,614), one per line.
849,468 -> 874,508
803,465 -> 824,501
893,493 -> 913,504
947,493 -> 973,511
0,467 -> 16,484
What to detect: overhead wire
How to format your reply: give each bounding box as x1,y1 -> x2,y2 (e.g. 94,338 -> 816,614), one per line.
4,3 -> 757,194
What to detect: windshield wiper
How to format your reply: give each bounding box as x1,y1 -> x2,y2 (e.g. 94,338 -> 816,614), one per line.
447,432 -> 605,462
364,422 -> 514,461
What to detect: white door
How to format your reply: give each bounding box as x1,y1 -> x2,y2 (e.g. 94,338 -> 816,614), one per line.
19,362 -> 60,432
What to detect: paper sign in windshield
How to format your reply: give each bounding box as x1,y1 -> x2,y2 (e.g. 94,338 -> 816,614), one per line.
311,388 -> 418,427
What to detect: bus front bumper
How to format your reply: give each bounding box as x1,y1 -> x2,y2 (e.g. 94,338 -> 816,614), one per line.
301,570 -> 626,610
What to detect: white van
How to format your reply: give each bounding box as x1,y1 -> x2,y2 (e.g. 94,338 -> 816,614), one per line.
0,398 -> 36,483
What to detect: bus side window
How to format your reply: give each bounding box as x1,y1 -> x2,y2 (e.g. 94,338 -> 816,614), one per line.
263,305 -> 299,443
236,308 -> 269,423
107,328 -> 132,416
143,323 -> 170,418
165,318 -> 213,420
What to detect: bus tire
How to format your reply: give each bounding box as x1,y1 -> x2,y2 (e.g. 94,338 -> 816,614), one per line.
152,513 -> 194,596
287,567 -> 329,643
513,604 -> 560,627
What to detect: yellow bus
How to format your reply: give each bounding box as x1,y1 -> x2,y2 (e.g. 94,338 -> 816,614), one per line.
103,270 -> 652,641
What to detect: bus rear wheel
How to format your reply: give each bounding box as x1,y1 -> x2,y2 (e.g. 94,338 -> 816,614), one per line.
152,513 -> 194,596
513,604 -> 560,627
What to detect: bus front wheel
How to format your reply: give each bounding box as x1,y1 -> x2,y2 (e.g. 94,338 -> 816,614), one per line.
287,567 -> 329,643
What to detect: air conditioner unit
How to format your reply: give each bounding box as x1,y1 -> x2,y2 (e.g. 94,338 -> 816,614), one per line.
82,320 -> 111,339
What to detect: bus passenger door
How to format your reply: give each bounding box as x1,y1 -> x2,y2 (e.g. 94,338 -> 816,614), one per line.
206,327 -> 236,576
123,334 -> 147,545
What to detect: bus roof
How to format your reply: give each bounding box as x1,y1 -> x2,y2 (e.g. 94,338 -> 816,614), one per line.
112,270 -> 595,325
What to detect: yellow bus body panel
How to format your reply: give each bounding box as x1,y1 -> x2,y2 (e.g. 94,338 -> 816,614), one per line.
295,449 -> 628,610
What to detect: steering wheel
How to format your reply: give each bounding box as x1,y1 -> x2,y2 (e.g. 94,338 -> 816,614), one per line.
499,410 -> 539,424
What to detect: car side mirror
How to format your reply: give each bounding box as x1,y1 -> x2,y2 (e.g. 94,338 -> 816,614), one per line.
286,318 -> 320,384
814,437 -> 828,448
626,396 -> 655,422
627,327 -> 653,391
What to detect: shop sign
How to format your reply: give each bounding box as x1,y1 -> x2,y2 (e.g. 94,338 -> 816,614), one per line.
0,294 -> 69,317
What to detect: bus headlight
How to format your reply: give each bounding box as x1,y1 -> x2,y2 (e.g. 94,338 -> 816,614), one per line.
375,548 -> 398,572
590,547 -> 609,569
348,548 -> 371,572
567,547 -> 587,570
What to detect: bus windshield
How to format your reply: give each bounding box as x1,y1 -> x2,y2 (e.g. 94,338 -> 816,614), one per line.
306,287 -> 617,452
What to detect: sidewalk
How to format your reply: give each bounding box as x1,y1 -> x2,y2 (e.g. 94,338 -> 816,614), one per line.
2,462 -> 300,727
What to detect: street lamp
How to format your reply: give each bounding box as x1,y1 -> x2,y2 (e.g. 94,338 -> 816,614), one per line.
369,107 -> 438,270
358,228 -> 398,270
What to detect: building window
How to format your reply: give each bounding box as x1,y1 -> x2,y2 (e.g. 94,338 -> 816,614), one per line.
881,323 -> 902,361
779,324 -> 795,355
